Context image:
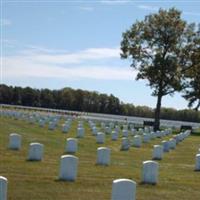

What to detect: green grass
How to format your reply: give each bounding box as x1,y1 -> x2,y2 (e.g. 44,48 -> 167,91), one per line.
0,116 -> 200,200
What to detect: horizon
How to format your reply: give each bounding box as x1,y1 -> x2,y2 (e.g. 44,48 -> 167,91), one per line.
2,0 -> 200,110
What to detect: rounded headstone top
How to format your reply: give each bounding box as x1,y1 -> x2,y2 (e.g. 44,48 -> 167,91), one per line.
97,132 -> 104,135
113,179 -> 136,184
143,160 -> 158,165
67,138 -> 77,141
97,147 -> 110,151
0,176 -> 7,181
154,145 -> 162,148
134,135 -> 141,138
61,155 -> 78,159
10,133 -> 21,136
30,142 -> 43,146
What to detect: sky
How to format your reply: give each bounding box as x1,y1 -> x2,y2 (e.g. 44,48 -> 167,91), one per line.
1,0 -> 200,109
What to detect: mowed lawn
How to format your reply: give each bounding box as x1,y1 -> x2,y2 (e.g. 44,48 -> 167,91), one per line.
0,116 -> 200,200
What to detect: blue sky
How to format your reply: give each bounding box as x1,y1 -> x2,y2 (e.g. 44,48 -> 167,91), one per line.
1,0 -> 200,109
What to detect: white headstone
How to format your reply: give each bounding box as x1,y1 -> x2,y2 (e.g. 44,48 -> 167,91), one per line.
142,160 -> 159,184
109,122 -> 114,129
152,145 -> 163,160
0,176 -> 7,200
138,128 -> 143,135
162,140 -> 170,152
169,138 -> 176,149
150,132 -> 156,139
111,179 -> 136,200
144,127 -> 150,133
96,132 -> 105,144
59,155 -> 78,181
115,126 -> 120,133
111,130 -> 118,141
62,124 -> 69,133
173,135 -> 180,144
101,122 -> 105,129
156,131 -> 162,138
132,135 -> 142,148
48,122 -> 56,130
39,119 -> 45,127
123,125 -> 128,130
96,147 -> 110,165
143,134 -> 150,143
105,127 -> 112,134
121,138 -> 130,151
65,138 -> 78,153
92,127 -> 98,136
28,143 -> 44,161
9,133 -> 21,150
77,127 -> 84,138
195,154 -> 200,171
122,129 -> 129,137
131,128 -> 136,136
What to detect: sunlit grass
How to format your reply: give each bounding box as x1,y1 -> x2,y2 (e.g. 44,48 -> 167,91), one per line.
0,116 -> 200,200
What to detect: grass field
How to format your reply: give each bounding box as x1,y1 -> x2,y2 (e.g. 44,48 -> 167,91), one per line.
1,116 -> 200,200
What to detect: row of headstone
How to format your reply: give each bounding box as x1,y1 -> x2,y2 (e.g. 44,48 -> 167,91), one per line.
152,130 -> 191,161
120,128 -> 172,151
3,110 -> 76,135
9,132 -> 80,159
173,130 -> 191,144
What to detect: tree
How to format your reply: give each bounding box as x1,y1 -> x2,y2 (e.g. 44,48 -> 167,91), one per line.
183,24 -> 200,111
0,84 -> 13,104
120,8 -> 192,130
21,87 -> 40,106
40,89 -> 55,108
12,86 -> 23,105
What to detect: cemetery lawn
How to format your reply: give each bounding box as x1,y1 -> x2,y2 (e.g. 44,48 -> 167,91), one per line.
1,117 -> 200,200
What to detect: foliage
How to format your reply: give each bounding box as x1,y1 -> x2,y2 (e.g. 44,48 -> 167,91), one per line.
182,24 -> 200,111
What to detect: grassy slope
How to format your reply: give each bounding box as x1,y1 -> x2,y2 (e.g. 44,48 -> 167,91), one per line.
0,116 -> 200,200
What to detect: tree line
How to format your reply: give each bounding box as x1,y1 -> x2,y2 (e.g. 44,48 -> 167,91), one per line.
0,84 -> 199,123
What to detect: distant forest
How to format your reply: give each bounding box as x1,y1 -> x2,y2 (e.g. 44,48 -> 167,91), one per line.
0,84 -> 199,123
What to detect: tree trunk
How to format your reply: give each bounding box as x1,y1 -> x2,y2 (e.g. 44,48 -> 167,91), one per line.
154,94 -> 162,131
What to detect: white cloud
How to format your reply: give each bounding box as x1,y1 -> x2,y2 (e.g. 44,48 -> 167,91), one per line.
137,5 -> 159,11
100,0 -> 131,5
79,6 -> 94,11
0,19 -> 12,26
3,46 -> 136,81
18,47 -> 120,64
